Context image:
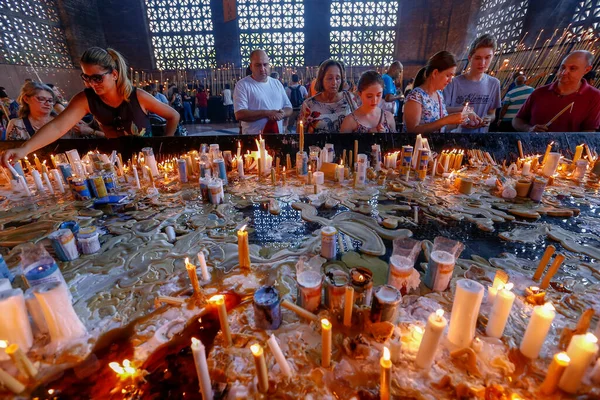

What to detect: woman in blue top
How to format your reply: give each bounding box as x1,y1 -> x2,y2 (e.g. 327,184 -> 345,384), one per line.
403,51 -> 465,133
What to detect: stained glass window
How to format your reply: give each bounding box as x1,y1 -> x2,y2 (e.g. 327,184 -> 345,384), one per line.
570,0 -> 600,36
144,0 -> 216,70
329,0 -> 398,67
0,0 -> 72,67
475,0 -> 529,52
237,0 -> 305,67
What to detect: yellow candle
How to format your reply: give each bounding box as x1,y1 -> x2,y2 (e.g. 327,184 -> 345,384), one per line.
380,346 -> 391,400
237,225 -> 250,269
540,352 -> 570,395
282,166 -> 286,184
542,142 -> 554,166
540,253 -> 566,289
5,343 -> 38,379
281,299 -> 319,322
50,154 -> 57,169
145,165 -> 155,187
307,166 -> 313,185
33,154 -> 42,173
321,318 -> 332,368
185,257 -> 201,296
210,295 -> 232,347
0,367 -> 25,394
573,144 -> 584,164
533,245 -> 555,281
343,286 -> 354,327
250,344 -> 269,393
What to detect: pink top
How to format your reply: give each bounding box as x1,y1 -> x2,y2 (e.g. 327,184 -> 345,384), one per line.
516,79 -> 600,131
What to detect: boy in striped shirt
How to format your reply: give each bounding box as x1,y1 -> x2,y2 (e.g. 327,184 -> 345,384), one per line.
497,75 -> 533,131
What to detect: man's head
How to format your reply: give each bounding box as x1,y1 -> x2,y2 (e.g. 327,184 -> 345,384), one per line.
558,50 -> 593,87
468,34 -> 497,74
387,61 -> 403,79
515,75 -> 526,86
249,50 -> 270,82
292,74 -> 300,83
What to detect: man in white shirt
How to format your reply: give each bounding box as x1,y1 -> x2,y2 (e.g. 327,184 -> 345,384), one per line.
222,83 -> 234,122
234,49 -> 292,134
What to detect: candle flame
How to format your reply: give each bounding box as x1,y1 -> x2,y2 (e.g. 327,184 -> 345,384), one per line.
283,167 -> 286,172
543,302 -> 555,312
383,346 -> 390,361
556,351 -> 570,364
529,286 -> 539,293
435,309 -> 444,318
209,294 -> 224,304
109,362 -> 124,375
250,343 -> 263,356
504,283 -> 514,291
0,340 -> 7,348
414,326 -> 424,335
240,224 -> 247,232
321,318 -> 331,329
585,332 -> 598,344
191,337 -> 200,346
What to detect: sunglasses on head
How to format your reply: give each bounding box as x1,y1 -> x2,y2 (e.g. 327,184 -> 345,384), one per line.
80,71 -> 112,84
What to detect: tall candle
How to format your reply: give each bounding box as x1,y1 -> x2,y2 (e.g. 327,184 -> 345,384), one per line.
343,286 -> 354,327
31,170 -> 45,193
42,171 -> 54,195
486,283 -> 515,338
336,161 -> 344,183
145,165 -> 155,187
542,141 -> 554,165
250,344 -> 269,393
185,257 -> 201,296
281,299 -> 319,321
267,334 -> 293,378
540,352 -> 570,395
237,225 -> 251,269
416,309 -> 448,369
521,160 -> 531,176
132,165 -> 141,189
572,144 -> 584,164
33,154 -> 42,173
0,367 -> 25,394
210,295 -> 232,347
380,346 -> 391,400
540,253 -> 566,290
191,337 -> 213,400
321,318 -> 332,368
237,156 -> 245,178
448,279 -> 484,348
197,251 -> 210,282
520,302 -> 556,359
533,245 -> 556,281
558,333 -> 599,393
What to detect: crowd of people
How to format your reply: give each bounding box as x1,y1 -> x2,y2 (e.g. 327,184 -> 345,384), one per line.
1,33 -> 599,160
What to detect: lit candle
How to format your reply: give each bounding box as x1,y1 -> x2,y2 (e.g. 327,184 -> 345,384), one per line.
380,346 -> 392,400
521,160 -> 531,176
145,165 -> 155,187
541,152 -> 560,177
321,318 -> 332,368
343,285 -> 354,327
185,257 -> 201,296
542,141 -> 554,165
210,295 -> 232,346
540,253 -> 566,290
191,337 -> 213,400
336,160 -> 344,183
282,166 -> 286,184
267,334 -> 293,378
520,302 -> 556,359
197,250 -> 210,282
533,245 -> 556,281
486,283 -> 515,338
132,165 -> 141,189
250,344 -> 269,393
237,141 -> 242,158
4,343 -> 38,379
448,279 -> 484,348
416,309 -> 448,369
540,352 -> 570,395
558,333 -> 599,393
33,154 -> 42,173
307,165 -> 313,185
237,225 -> 251,269
572,144 -> 584,164
50,154 -> 57,169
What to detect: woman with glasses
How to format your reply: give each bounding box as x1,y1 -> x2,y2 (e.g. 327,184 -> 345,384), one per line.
4,82 -> 59,140
2,47 -> 179,163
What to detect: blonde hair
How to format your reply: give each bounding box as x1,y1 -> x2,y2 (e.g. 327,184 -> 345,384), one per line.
17,81 -> 55,118
80,47 -> 132,101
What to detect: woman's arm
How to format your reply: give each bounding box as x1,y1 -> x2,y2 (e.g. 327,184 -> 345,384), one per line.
2,92 -> 89,165
384,110 -> 397,133
403,100 -> 462,133
339,113 -> 357,133
138,89 -> 180,136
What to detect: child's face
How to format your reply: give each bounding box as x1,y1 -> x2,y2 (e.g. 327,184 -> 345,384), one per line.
359,83 -> 383,109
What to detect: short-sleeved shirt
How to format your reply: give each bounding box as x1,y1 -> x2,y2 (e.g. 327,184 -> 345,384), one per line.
222,89 -> 233,106
501,84 -> 534,121
403,87 -> 448,132
300,93 -> 355,134
233,76 -> 292,134
196,92 -> 208,107
382,73 -> 398,115
515,79 -> 600,132
443,74 -> 501,133
154,92 -> 168,105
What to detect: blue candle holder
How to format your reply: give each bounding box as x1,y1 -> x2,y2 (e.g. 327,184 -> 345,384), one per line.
253,286 -> 282,330
0,254 -> 15,282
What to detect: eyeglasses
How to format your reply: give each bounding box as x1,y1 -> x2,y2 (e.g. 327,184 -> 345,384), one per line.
80,71 -> 111,84
33,96 -> 54,104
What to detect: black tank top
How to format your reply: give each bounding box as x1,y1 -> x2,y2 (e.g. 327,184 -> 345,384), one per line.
84,87 -> 152,138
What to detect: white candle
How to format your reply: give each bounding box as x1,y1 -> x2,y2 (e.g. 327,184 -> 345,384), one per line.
18,176 -> 32,196
42,172 -> 54,195
487,285 -> 499,305
132,166 -> 141,189
520,302 -> 556,359
267,334 -> 293,378
380,346 -> 391,400
336,162 -> 344,183
486,283 -> 515,338
31,170 -> 45,193
431,158 -> 437,177
51,169 -> 65,193
389,336 -> 402,363
416,309 -> 448,369
237,156 -> 245,178
197,250 -> 210,282
522,160 -> 531,176
191,337 -> 213,400
541,152 -> 560,177
312,171 -> 324,185
448,279 -> 484,348
558,333 -> 599,393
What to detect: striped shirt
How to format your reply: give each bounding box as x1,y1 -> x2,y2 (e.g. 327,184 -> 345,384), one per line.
502,85 -> 534,121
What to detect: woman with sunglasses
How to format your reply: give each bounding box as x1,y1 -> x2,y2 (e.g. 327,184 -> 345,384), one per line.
2,47 -> 179,163
4,82 -> 61,140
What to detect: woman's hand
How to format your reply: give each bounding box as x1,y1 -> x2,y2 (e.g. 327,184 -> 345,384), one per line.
2,147 -> 29,167
445,112 -> 466,125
